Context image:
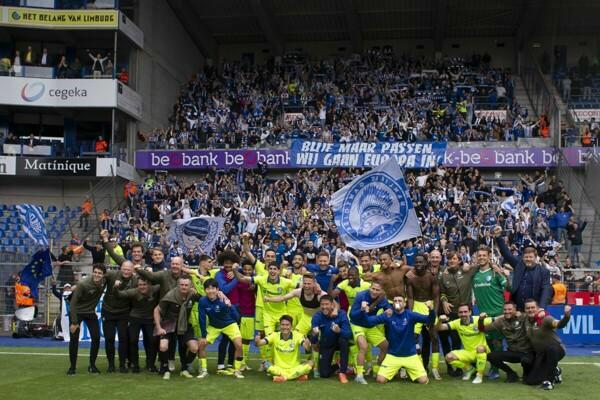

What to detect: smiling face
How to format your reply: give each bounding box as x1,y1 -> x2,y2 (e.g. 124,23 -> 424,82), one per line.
320,298 -> 334,316
318,254 -> 330,269
525,300 -> 539,318
279,318 -> 292,335
264,250 -> 276,265
267,264 -> 280,279
92,267 -> 105,283
503,302 -> 517,320
458,304 -> 472,323
477,249 -> 490,267
429,250 -> 442,267
369,282 -> 384,299
171,257 -> 183,275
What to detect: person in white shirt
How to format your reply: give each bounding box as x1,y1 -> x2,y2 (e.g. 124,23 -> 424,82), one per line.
13,50 -> 22,75
39,48 -> 49,66
334,243 -> 359,267
245,215 -> 258,235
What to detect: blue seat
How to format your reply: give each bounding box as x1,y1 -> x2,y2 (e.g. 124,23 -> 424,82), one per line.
16,231 -> 26,239
17,245 -> 27,253
9,217 -> 19,224
13,238 -> 23,246
0,204 -> 6,211
7,205 -> 16,211
9,224 -> 18,231
43,212 -> 49,218
48,205 -> 57,212
2,238 -> 12,246
10,211 -> 19,218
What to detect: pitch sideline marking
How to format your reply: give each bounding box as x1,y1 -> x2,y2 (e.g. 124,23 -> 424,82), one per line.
0,351 -> 598,367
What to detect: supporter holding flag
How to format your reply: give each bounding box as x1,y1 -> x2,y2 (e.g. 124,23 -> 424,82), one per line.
17,204 -> 49,247
19,249 -> 53,299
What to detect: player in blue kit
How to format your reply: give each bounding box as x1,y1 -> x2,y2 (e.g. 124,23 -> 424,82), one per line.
311,294 -> 353,383
348,282 -> 390,384
197,279 -> 245,379
363,295 -> 435,384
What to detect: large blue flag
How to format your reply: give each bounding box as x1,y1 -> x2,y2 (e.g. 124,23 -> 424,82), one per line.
20,249 -> 53,299
167,217 -> 225,254
16,204 -> 49,247
331,157 -> 422,250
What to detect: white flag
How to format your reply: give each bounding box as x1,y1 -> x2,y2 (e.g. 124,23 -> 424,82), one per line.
330,157 -> 421,250
167,216 -> 225,254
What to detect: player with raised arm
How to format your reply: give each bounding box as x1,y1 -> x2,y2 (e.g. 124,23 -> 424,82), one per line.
310,295 -> 352,383
254,315 -> 314,382
264,272 -> 327,376
348,282 -> 390,384
437,304 -> 491,384
364,297 -> 435,384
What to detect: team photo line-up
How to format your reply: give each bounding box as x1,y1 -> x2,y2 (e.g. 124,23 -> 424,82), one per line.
64,225 -> 569,390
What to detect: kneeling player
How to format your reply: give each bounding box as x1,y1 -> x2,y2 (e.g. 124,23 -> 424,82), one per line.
363,296 -> 434,384
437,304 -> 490,384
197,279 -> 245,379
311,295 -> 352,383
254,315 -> 313,382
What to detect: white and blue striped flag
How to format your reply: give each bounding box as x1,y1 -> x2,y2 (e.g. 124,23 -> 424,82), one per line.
167,216 -> 225,254
16,204 -> 49,247
331,157 -> 421,250
501,195 -> 519,217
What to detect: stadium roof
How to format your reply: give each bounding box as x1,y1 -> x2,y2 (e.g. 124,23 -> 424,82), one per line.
168,0 -> 600,58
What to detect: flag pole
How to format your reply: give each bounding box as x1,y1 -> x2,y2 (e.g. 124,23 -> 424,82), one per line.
45,238 -> 54,327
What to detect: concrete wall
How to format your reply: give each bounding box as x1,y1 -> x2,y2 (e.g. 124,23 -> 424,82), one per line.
0,177 -> 98,208
135,0 -> 204,133
217,37 -> 515,68
530,35 -> 600,67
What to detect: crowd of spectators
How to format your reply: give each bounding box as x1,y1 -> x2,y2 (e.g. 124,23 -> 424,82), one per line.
140,52 -> 542,150
0,45 -> 128,82
83,167 -> 596,293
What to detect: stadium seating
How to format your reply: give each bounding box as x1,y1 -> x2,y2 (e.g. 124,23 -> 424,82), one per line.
0,204 -> 77,254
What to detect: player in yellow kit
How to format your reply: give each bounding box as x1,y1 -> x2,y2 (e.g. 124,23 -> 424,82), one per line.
331,266 -> 372,373
437,304 -> 491,384
254,315 -> 313,382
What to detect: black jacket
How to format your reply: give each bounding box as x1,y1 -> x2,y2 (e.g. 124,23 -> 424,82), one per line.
83,241 -> 106,264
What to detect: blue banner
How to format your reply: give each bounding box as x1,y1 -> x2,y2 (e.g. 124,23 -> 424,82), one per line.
291,140 -> 447,169
547,305 -> 600,345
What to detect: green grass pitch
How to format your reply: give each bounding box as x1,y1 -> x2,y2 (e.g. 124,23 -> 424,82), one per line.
1,346 -> 598,400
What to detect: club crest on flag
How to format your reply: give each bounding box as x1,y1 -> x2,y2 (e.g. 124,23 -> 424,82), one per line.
168,216 -> 225,254
16,204 -> 49,247
331,157 -> 422,250
339,172 -> 410,246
